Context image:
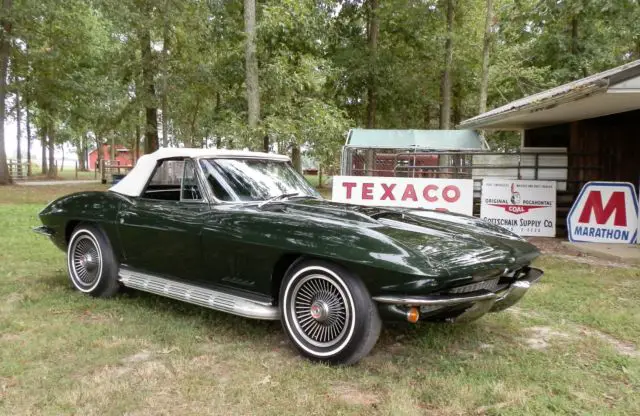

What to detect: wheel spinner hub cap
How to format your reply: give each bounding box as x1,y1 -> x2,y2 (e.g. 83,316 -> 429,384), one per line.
290,274 -> 350,348
82,253 -> 97,272
310,300 -> 330,322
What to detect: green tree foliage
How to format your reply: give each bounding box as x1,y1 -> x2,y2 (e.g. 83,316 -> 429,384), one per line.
0,0 -> 639,183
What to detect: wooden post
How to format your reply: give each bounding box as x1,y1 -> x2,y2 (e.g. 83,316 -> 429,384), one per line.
366,149 -> 375,176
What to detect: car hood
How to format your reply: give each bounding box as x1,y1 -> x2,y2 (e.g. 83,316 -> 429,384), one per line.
281,199 -> 540,273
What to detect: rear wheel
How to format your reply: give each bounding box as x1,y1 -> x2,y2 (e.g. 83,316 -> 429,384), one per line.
279,260 -> 381,365
67,224 -> 120,298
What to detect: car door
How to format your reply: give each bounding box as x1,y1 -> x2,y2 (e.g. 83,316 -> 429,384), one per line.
117,158 -> 209,281
196,158 -> 284,298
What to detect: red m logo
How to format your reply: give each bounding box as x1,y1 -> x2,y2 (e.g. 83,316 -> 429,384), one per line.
577,191 -> 627,226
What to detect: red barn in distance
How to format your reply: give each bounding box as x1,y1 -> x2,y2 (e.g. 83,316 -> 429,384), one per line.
88,144 -> 138,170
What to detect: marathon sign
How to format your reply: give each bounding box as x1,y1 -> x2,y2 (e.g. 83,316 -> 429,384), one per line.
567,182 -> 638,244
331,176 -> 474,216
480,179 -> 557,237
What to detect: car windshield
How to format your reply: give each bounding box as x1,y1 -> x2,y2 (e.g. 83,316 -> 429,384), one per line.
199,158 -> 321,202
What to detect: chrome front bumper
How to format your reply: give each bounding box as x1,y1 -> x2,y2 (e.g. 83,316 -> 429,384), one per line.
373,267 -> 543,323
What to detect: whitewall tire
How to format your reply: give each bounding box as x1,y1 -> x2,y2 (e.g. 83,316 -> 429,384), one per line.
67,224 -> 120,298
279,260 -> 381,365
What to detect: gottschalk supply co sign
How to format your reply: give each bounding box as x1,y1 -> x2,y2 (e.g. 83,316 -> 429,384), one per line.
567,182 -> 638,244
331,176 -> 474,216
480,179 -> 557,237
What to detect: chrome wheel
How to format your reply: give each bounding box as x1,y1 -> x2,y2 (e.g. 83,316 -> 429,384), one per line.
68,231 -> 103,292
290,274 -> 350,347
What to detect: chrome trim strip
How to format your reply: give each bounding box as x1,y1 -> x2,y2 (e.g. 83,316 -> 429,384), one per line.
119,268 -> 280,320
372,291 -> 496,307
32,226 -> 54,237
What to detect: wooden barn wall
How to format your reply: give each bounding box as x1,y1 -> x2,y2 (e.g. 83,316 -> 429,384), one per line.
524,109 -> 640,193
570,109 -> 640,190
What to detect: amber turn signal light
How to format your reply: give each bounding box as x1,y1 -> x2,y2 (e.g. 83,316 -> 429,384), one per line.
407,307 -> 420,323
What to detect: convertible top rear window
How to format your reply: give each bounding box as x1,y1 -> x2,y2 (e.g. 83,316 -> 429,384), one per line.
199,158 -> 319,202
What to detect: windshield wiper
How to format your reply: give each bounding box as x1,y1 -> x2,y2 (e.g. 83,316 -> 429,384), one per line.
257,193 -> 300,208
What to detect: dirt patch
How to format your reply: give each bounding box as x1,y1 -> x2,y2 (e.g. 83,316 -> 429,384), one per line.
0,333 -> 23,343
79,310 -> 115,324
512,310 -> 639,358
521,326 -> 571,350
578,327 -> 639,358
550,254 -> 635,269
86,364 -> 133,383
121,350 -> 152,363
0,376 -> 17,399
332,382 -> 381,406
507,306 -> 544,320
0,293 -> 25,313
527,238 -> 637,268
528,238 -> 582,256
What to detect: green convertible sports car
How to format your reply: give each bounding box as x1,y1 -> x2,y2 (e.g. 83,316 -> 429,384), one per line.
35,148 -> 543,365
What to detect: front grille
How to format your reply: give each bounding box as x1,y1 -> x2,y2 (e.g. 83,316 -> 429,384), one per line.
448,278 -> 500,294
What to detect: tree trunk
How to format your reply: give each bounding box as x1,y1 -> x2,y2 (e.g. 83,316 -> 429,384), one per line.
161,93 -> 168,147
82,137 -> 88,171
77,137 -> 84,171
0,0 -> 13,185
41,127 -> 47,174
96,136 -> 102,172
26,98 -> 32,175
189,98 -> 200,147
141,29 -> 159,153
60,144 -> 64,172
135,124 -> 140,163
424,103 -> 431,129
291,144 -> 301,173
439,0 -> 455,130
161,1 -> 170,147
570,17 -> 578,56
452,80 -> 462,127
263,135 -> 269,153
366,0 -> 379,128
569,16 -> 587,77
15,82 -> 22,177
244,0 -> 261,149
478,0 -> 492,114
47,124 -> 56,178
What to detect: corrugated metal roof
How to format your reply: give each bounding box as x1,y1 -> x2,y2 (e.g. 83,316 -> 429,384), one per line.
345,129 -> 485,150
460,59 -> 640,129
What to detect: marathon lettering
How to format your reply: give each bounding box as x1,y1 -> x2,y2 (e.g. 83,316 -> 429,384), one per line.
573,226 -> 630,241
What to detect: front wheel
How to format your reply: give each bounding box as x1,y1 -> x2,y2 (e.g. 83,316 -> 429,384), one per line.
67,224 -> 120,298
279,260 -> 381,365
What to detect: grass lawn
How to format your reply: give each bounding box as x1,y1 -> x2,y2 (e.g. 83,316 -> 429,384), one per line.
1,185 -> 638,415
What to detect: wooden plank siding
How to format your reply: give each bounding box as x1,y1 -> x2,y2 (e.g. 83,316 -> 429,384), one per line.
524,109 -> 640,193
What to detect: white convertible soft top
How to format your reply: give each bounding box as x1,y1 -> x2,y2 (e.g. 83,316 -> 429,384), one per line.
109,147 -> 290,197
